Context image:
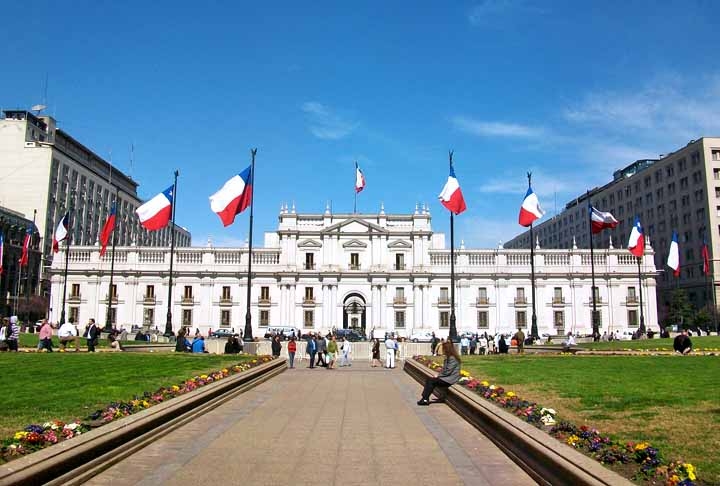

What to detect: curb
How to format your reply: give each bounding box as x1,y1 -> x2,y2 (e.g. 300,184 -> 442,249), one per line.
0,358 -> 286,486
404,359 -> 633,486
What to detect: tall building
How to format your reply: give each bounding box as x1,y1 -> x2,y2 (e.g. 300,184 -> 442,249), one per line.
506,137 -> 720,319
0,206 -> 41,316
49,206 -> 658,337
0,110 -> 191,295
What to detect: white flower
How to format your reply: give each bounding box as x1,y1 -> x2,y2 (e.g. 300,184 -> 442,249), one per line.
64,423 -> 79,431
541,415 -> 557,425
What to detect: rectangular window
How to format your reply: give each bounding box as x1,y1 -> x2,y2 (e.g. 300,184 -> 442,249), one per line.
260,310 -> 269,327
221,310 -> 231,327
477,311 -> 488,329
516,311 -> 527,328
628,310 -> 638,327
222,286 -> 231,300
350,252 -> 360,269
146,285 -> 155,298
109,284 -> 117,299
628,287 -> 637,301
304,310 -> 314,328
395,311 -> 405,328
143,308 -> 154,326
107,307 -> 116,325
395,253 -> 405,270
305,252 -> 314,270
395,287 -> 404,299
71,283 -> 80,297
478,287 -> 488,304
439,287 -> 449,303
304,287 -> 314,301
553,311 -> 564,329
184,286 -> 193,299
182,309 -> 193,326
712,150 -> 720,161
69,307 -> 79,323
439,311 -> 449,328
260,286 -> 270,300
715,168 -> 720,180
553,287 -> 563,303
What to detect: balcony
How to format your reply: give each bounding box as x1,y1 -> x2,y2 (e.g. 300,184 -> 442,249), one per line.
588,297 -> 604,305
393,296 -> 407,305
394,264 -> 406,271
437,297 -> 450,306
514,297 -> 527,305
220,297 -> 233,306
476,297 -> 489,306
348,264 -> 361,271
68,294 -> 81,303
143,296 -> 156,305
181,296 -> 195,305
104,295 -> 118,304
626,296 -> 638,305
552,297 -> 565,306
302,297 -> 316,306
258,297 -> 271,306
303,263 -> 315,270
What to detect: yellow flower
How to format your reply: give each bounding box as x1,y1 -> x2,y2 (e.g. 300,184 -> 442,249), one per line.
566,434 -> 579,447
634,442 -> 649,451
683,463 -> 696,481
506,391 -> 516,398
172,385 -> 180,391
13,431 -> 28,440
480,380 -> 490,387
142,400 -> 150,408
460,370 -> 470,378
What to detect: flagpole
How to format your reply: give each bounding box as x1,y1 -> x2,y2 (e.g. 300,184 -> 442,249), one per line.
14,244 -> 22,317
637,255 -> 646,334
244,149 -> 257,341
163,170 -> 179,337
528,173 -> 539,340
448,151 -> 458,341
353,161 -> 358,214
60,191 -> 75,325
587,194 -> 599,341
24,210 -> 37,328
710,258 -> 718,335
104,187 -> 119,333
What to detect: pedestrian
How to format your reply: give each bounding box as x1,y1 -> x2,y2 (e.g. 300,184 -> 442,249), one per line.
430,333 -> 439,356
498,335 -> 509,354
434,337 -> 445,356
385,334 -> 396,369
0,317 -> 8,351
469,335 -> 477,355
371,338 -> 381,367
287,337 -> 297,368
478,334 -> 487,355
340,337 -> 352,367
460,334 -> 469,355
673,330 -> 692,355
38,319 -> 54,352
271,335 -> 282,357
316,333 -> 328,367
513,328 -> 525,354
85,318 -> 101,352
6,316 -> 20,352
306,334 -> 317,368
327,335 -> 338,369
417,341 -> 461,406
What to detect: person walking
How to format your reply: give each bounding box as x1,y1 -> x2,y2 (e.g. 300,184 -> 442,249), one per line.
430,333 -> 439,356
38,319 -> 54,352
340,337 -> 352,367
306,334 -> 317,368
371,338 -> 381,367
417,340 -> 461,406
385,334 -> 396,369
326,335 -> 338,369
316,333 -> 327,367
513,328 -> 525,354
287,337 -> 297,368
271,335 -> 282,358
460,335 -> 469,355
85,318 -> 101,352
469,335 -> 477,355
6,316 -> 20,352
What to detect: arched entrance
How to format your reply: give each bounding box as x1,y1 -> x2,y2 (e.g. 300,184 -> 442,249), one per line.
343,293 -> 366,332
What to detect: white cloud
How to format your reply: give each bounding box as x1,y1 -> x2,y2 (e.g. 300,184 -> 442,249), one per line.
301,101 -> 358,140
451,116 -> 544,138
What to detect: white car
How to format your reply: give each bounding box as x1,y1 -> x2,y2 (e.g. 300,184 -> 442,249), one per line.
409,331 -> 435,343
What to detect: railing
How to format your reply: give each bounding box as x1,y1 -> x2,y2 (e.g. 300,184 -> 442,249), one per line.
258,298 -> 271,305
507,254 -> 531,265
220,297 -> 233,305
69,250 -> 91,262
139,251 -> 165,264
617,254 -> 638,265
215,251 -> 243,264
552,297 -> 565,305
626,296 -> 638,304
393,297 -> 407,304
143,296 -> 156,304
545,254 -> 570,266
588,297 -> 603,304
177,252 -> 202,264
253,252 -> 280,265
514,297 -> 527,305
394,264 -> 406,270
476,297 -> 489,305
302,297 -> 315,304
438,298 -> 450,305
581,255 -> 607,265
304,263 -> 315,270
181,297 -> 194,304
101,250 -> 128,262
68,294 -> 81,303
349,264 -> 360,270
104,295 -> 118,304
468,253 -> 496,265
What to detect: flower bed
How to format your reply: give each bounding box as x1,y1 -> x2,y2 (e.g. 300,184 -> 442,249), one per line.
415,356 -> 697,485
0,356 -> 274,464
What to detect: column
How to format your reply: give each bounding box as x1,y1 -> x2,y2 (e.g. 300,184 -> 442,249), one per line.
280,285 -> 286,324
289,285 -> 296,327
413,285 -> 421,331
331,285 -> 338,329
371,285 -> 378,328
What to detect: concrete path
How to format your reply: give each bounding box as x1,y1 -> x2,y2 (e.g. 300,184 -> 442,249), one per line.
86,361 -> 535,486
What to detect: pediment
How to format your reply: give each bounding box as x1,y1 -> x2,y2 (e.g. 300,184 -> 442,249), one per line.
388,240 -> 412,249
342,239 -> 368,248
298,239 -> 322,248
322,217 -> 387,235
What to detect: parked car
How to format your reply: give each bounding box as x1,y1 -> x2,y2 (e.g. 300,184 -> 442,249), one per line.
264,326 -> 299,340
409,331 -> 434,343
209,329 -> 235,339
335,328 -> 367,341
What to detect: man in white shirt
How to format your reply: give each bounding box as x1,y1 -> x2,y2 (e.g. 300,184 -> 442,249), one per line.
58,318 -> 80,351
460,335 -> 470,355
339,337 -> 352,367
385,335 -> 396,369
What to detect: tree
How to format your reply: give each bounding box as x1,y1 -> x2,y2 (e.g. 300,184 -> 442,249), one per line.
665,290 -> 694,330
694,308 -> 711,334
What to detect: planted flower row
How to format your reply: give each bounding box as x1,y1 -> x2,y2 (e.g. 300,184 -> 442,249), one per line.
414,356 -> 697,486
0,356 -> 275,464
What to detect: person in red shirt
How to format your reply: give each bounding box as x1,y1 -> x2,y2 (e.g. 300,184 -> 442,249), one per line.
287,337 -> 297,368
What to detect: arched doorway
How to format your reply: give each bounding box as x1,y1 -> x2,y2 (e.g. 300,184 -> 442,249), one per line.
343,293 -> 366,333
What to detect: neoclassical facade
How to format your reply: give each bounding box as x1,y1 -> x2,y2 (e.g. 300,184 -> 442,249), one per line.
49,208 -> 658,337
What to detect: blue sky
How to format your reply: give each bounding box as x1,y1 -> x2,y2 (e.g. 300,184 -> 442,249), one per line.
3,0 -> 720,248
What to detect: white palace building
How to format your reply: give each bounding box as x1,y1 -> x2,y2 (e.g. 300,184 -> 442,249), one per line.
48,206 -> 658,338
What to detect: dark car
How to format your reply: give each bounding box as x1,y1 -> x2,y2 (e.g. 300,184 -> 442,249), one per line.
335,329 -> 367,341
209,329 -> 235,339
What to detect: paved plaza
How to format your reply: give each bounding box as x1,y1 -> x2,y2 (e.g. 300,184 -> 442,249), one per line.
86,361 -> 534,485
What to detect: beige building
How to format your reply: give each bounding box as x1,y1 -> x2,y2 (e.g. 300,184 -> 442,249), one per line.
506,137 -> 720,319
0,110 -> 191,293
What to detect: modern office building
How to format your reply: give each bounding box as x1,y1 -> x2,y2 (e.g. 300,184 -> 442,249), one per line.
0,110 -> 191,296
506,137 -> 720,318
49,206 -> 658,337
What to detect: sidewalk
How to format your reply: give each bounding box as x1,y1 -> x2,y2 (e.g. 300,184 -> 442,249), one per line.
86,362 -> 534,485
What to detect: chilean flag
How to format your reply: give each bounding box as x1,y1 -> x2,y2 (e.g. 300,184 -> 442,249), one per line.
702,239 -> 710,275
667,231 -> 680,277
628,217 -> 645,257
590,206 -> 619,234
136,186 -> 174,231
0,233 -> 4,275
518,186 -> 544,227
438,165 -> 467,215
99,203 -> 116,257
210,165 -> 253,227
53,212 -> 69,253
19,226 -> 32,267
355,162 -> 366,193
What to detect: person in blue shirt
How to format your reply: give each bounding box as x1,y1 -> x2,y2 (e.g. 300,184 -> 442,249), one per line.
191,336 -> 206,353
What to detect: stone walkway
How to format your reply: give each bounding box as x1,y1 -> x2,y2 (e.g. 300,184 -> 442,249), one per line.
87,361 -> 535,486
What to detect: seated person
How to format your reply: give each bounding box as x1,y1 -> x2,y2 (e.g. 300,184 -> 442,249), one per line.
191,336 -> 207,353
58,319 -> 80,351
673,330 -> 692,355
562,332 -> 576,351
417,341 -> 461,405
175,330 -> 191,352
108,330 -> 123,351
224,335 -> 240,354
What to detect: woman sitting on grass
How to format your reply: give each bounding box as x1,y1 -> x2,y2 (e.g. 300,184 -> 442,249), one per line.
417,341 -> 461,406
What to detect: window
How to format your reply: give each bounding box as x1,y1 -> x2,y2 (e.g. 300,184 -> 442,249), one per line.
71,283 -> 80,297
222,286 -> 231,300
395,253 -> 405,270
715,169 -> 720,180
628,310 -> 638,327
439,287 -> 449,303
592,287 -> 600,301
477,311 -> 488,328
184,286 -> 193,299
553,287 -> 563,303
515,311 -> 527,328
182,309 -> 193,326
680,177 -> 688,189
304,287 -> 314,301
553,311 -> 564,329
395,311 -> 405,328
350,252 -> 360,269
515,288 -> 526,304
712,150 -> 720,161
143,308 -> 154,326
305,252 -> 314,270
394,287 -> 405,303
69,307 -> 79,323
145,285 -> 155,298
221,310 -> 231,327
678,158 -> 687,171
260,310 -> 269,327
108,308 -> 116,325
478,287 -> 488,304
439,311 -> 449,328
304,310 -> 314,327
260,286 -> 270,301
109,284 -> 117,299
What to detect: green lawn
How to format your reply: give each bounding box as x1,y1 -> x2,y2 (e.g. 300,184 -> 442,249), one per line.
18,332 -> 155,349
0,353 -> 256,439
576,335 -> 720,351
459,355 -> 720,484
